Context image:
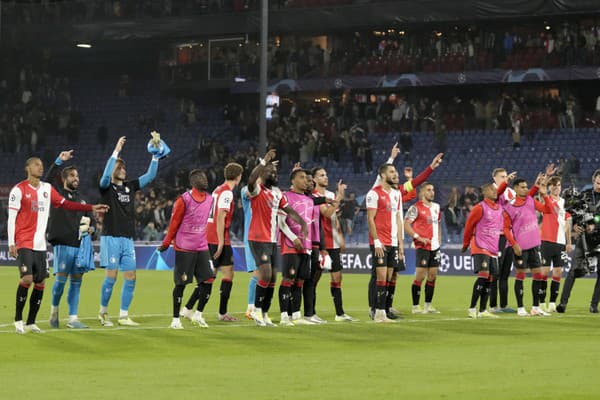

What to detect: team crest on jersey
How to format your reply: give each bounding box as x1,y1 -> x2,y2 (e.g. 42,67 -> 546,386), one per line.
68,193 -> 73,199
43,192 -> 48,198
125,187 -> 130,193
182,273 -> 188,281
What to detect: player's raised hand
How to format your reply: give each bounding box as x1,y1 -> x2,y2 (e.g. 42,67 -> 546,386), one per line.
534,172 -> 545,187
58,150 -> 74,162
545,163 -> 557,176
292,162 -> 302,172
506,171 -> 517,182
337,180 -> 347,195
403,166 -> 413,180
92,204 -> 110,213
114,136 -> 126,153
430,153 -> 444,169
263,149 -> 276,164
390,142 -> 400,160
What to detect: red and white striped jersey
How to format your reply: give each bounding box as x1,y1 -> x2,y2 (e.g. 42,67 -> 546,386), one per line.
495,183 -> 516,205
366,185 -> 403,246
248,184 -> 288,243
313,189 -> 341,249
541,196 -> 571,245
207,183 -> 235,245
8,181 -> 66,251
406,200 -> 441,251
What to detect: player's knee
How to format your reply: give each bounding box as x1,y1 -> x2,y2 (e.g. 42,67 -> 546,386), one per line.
21,275 -> 33,286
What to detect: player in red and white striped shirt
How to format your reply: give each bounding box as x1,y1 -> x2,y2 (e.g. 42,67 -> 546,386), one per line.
246,149 -> 307,326
311,167 -> 356,322
8,157 -> 108,334
539,176 -> 572,312
404,183 -> 442,314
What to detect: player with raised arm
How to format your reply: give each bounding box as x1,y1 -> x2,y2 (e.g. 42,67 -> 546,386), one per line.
247,149 -> 308,326
8,157 -> 108,334
367,145 -> 443,319
539,176 -> 572,312
501,172 -> 553,317
46,150 -> 96,329
404,183 -> 442,314
311,168 -> 356,322
159,170 -> 215,329
97,135 -> 163,327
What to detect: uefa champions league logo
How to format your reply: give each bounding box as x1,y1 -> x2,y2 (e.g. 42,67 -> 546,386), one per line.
439,252 -> 451,272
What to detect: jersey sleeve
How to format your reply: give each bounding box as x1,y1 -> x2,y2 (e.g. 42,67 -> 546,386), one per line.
218,190 -> 234,211
462,203 -> 483,248
365,190 -> 378,210
8,186 -> 22,211
405,205 -> 418,222
278,192 -> 289,209
50,186 -> 66,208
248,183 -> 262,197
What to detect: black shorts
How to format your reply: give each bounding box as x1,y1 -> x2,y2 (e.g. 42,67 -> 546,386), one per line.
174,250 -> 215,285
416,248 -> 441,269
514,246 -> 541,269
370,245 -> 403,271
282,253 -> 311,280
17,248 -> 48,283
541,241 -> 567,268
326,248 -> 343,273
473,254 -> 498,275
248,241 -> 278,268
208,244 -> 234,268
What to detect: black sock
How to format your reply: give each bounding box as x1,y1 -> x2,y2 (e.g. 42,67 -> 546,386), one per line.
532,279 -> 540,307
411,281 -> 421,306
263,284 -> 275,313
278,283 -> 292,314
312,269 -> 322,315
385,281 -> 396,311
330,284 -> 344,316
470,278 -> 486,309
515,279 -> 524,308
425,280 -> 435,303
255,281 -> 267,309
219,279 -> 233,315
196,282 -> 213,312
302,279 -> 314,316
185,286 -> 200,310
550,279 -> 561,303
26,285 -> 44,325
499,279 -> 509,308
375,281 -> 387,310
480,281 -> 491,312
540,278 -> 548,304
15,284 -> 30,322
291,284 -> 302,314
368,275 -> 376,310
489,280 -> 498,308
173,285 -> 185,318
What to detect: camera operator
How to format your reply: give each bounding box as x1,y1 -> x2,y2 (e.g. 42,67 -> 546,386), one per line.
557,169 -> 600,313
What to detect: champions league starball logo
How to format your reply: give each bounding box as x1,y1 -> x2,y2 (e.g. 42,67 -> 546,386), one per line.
438,252 -> 451,272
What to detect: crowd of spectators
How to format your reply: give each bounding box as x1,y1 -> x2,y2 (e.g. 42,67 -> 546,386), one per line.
167,19 -> 600,83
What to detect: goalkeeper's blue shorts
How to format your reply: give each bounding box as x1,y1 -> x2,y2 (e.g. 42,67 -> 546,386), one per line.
100,236 -> 136,271
53,244 -> 79,275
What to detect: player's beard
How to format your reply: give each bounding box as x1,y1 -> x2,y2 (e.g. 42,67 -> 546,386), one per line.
66,182 -> 78,191
386,178 -> 398,188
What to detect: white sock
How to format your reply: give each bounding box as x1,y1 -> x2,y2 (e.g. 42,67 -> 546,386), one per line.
425,302 -> 432,309
172,317 -> 180,323
119,309 -> 128,318
50,306 -> 58,315
69,315 -> 78,322
99,306 -> 108,314
247,304 -> 254,312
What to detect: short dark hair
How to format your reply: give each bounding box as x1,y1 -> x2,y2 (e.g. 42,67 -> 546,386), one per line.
289,169 -> 307,182
512,178 -> 527,188
419,181 -> 434,193
61,165 -> 78,181
311,166 -> 326,177
224,163 -> 243,180
378,163 -> 394,175
189,169 -> 206,188
481,182 -> 494,192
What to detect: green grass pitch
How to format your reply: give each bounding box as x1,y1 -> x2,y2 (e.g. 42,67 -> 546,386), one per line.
0,267 -> 599,399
